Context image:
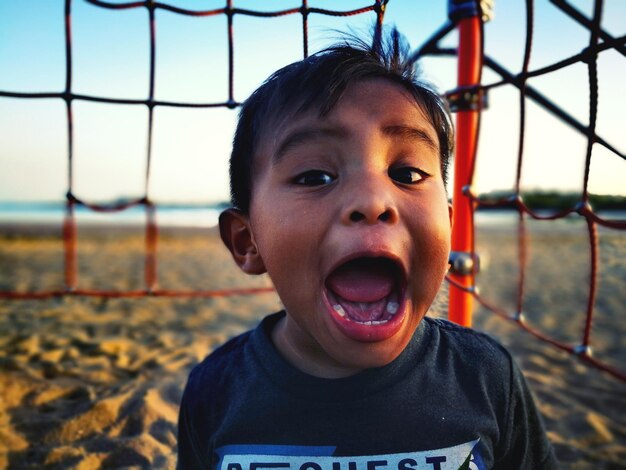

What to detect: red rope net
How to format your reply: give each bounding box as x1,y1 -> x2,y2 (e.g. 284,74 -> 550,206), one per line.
0,0 -> 386,299
0,0 -> 624,382
434,0 -> 625,381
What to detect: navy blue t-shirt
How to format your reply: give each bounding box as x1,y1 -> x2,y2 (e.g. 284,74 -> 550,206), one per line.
177,312 -> 556,469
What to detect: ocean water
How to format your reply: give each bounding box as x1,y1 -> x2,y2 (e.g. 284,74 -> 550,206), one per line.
0,202 -> 223,228
0,202 -> 624,229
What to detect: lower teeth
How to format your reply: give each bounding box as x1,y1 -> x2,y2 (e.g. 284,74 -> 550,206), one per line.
356,319 -> 387,325
332,301 -> 399,325
333,304 -> 346,317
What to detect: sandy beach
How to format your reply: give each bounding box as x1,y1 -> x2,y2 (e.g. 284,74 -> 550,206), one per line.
0,219 -> 624,469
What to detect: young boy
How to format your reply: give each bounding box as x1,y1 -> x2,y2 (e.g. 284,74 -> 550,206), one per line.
178,31 -> 556,469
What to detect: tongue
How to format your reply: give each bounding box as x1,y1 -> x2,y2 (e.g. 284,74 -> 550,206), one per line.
326,259 -> 395,303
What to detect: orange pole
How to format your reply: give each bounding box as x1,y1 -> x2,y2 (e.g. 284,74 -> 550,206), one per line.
448,16 -> 482,327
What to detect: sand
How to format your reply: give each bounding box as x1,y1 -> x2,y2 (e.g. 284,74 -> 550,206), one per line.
0,219 -> 624,469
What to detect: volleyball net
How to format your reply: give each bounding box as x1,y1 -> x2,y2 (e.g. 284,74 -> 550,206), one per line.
0,0 -> 624,381
434,0 -> 626,382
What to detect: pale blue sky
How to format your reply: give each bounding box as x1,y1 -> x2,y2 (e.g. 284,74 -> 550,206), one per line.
0,0 -> 624,203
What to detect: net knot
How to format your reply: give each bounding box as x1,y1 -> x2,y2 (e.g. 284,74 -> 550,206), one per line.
574,344 -> 592,357
579,46 -> 596,65
468,285 -> 480,295
449,251 -> 480,276
374,0 -> 388,14
510,193 -> 524,208
66,191 -> 78,203
575,200 -> 593,215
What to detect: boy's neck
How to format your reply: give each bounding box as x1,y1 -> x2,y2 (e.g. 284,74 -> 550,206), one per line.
271,314 -> 364,379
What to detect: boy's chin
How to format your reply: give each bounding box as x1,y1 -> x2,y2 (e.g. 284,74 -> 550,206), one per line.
318,292 -> 421,374
327,335 -> 412,373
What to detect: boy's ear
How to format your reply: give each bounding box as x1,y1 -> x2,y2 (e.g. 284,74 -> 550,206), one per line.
448,202 -> 454,229
219,209 -> 267,275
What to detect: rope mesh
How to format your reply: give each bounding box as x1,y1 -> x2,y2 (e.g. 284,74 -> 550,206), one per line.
0,0 -> 624,381
1,0 -> 387,298
437,0 -> 625,381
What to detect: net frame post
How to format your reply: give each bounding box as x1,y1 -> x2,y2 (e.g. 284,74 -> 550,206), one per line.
447,1 -> 487,327
63,197 -> 78,291
145,201 -> 158,292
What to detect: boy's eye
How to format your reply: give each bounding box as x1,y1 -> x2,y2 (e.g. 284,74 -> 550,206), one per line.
389,167 -> 427,184
293,170 -> 335,186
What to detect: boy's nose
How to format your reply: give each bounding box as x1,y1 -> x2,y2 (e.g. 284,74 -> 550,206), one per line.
342,179 -> 399,225
348,207 -> 396,223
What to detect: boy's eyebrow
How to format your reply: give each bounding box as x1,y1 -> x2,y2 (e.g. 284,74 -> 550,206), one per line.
273,127 -> 346,164
273,124 -> 438,163
382,125 -> 439,152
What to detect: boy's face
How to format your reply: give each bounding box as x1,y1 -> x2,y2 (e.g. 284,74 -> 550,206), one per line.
224,78 -> 452,377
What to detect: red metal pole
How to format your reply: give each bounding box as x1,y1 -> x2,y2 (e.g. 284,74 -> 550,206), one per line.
448,16 -> 482,327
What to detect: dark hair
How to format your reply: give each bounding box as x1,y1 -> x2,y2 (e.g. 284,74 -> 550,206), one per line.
229,28 -> 454,213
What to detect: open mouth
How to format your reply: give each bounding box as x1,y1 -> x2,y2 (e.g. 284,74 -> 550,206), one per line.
323,257 -> 406,342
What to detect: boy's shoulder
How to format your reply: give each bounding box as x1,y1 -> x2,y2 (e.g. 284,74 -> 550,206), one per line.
187,326 -> 255,385
423,315 -> 512,358
183,313 -> 280,399
420,316 -> 516,380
